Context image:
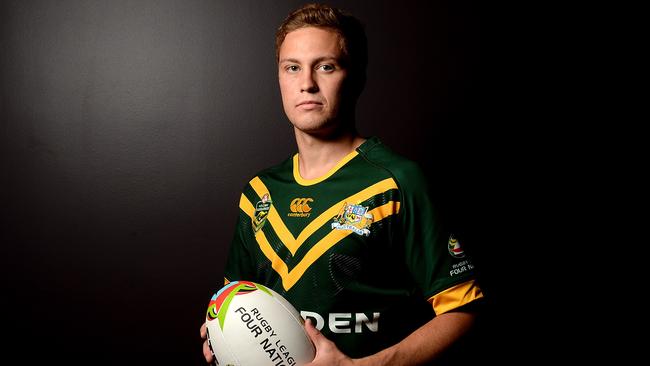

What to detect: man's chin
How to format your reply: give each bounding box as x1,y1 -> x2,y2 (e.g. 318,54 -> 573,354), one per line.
291,121 -> 354,140
290,119 -> 331,134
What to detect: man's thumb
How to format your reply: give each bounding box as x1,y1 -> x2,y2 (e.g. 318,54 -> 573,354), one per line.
304,318 -> 324,348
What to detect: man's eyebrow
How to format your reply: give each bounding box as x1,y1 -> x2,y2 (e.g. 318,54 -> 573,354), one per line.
278,56 -> 340,64
278,58 -> 300,64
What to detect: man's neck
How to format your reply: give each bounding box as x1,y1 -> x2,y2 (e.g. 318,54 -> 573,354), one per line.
294,129 -> 365,181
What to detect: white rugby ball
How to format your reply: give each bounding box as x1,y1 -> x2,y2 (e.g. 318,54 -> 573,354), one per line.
205,281 -> 315,366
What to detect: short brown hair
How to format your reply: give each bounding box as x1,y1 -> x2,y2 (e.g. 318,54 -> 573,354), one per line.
275,4 -> 367,91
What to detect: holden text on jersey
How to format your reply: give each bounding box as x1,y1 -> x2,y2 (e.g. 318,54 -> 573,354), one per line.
301,310 -> 380,333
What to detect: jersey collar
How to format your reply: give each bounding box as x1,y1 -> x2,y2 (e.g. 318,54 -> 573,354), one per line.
292,137 -> 380,186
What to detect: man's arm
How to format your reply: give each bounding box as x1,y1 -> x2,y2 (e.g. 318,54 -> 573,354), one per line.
305,311 -> 476,366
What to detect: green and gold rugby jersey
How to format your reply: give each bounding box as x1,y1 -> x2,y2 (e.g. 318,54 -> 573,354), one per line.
223,137 -> 483,358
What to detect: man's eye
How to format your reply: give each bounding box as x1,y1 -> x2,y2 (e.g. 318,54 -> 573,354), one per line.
286,65 -> 300,73
318,64 -> 334,72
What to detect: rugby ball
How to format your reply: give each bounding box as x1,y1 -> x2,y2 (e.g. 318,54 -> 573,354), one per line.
205,281 -> 315,366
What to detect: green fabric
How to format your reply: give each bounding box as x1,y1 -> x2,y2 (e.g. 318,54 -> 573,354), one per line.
223,137 -> 478,358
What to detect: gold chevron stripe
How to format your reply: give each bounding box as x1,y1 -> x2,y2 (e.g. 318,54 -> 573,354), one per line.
254,229 -> 291,283
239,193 -> 256,217
289,201 -> 400,289
248,177 -> 398,255
240,198 -> 400,290
249,177 -> 297,252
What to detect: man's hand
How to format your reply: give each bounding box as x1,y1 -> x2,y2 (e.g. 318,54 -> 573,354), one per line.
304,319 -> 356,366
200,322 -> 214,363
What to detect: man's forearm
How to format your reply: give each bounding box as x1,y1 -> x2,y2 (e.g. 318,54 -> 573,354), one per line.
355,311 -> 476,366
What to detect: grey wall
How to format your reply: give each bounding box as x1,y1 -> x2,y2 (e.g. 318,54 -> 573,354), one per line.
1,0 -> 530,363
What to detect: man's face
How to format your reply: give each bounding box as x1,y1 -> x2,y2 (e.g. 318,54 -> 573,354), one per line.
278,27 -> 349,135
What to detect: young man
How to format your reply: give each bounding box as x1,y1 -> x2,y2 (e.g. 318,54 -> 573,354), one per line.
201,4 -> 483,365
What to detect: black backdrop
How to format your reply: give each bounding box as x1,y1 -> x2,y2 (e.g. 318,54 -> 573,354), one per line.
1,0 -> 542,364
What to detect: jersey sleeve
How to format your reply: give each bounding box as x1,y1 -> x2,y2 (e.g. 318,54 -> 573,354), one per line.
223,193 -> 258,284
396,163 -> 483,315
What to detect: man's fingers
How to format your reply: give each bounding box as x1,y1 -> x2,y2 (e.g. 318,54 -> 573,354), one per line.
203,340 -> 213,363
201,323 -> 213,363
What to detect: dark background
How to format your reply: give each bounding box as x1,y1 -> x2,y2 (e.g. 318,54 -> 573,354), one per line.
1,0 -> 547,364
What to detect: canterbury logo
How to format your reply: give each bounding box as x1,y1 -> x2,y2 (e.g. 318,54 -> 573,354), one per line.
290,198 -> 313,214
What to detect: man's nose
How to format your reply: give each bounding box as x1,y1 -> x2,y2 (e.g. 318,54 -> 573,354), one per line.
300,71 -> 318,93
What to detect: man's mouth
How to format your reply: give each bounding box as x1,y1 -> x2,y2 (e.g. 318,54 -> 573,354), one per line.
296,100 -> 324,110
